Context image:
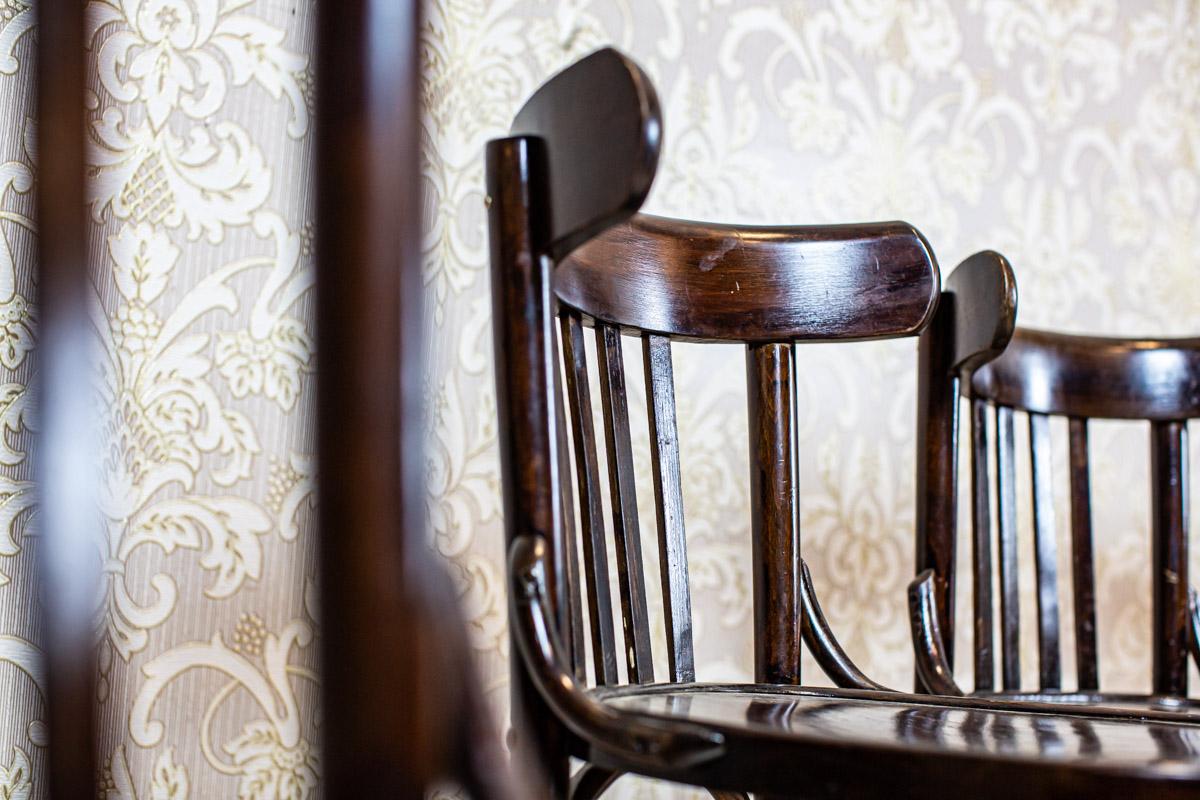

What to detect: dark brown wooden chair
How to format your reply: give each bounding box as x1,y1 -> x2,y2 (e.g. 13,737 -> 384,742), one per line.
491,47 -> 1200,799
911,327 -> 1200,713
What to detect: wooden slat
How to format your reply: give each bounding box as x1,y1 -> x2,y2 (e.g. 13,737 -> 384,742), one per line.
560,312 -> 619,685
1028,412 -> 1061,690
596,322 -> 655,683
553,328 -> 586,681
1067,418 -> 1099,691
970,399 -> 995,692
746,343 -> 802,685
1150,420 -> 1189,697
995,405 -> 1021,690
642,334 -> 695,682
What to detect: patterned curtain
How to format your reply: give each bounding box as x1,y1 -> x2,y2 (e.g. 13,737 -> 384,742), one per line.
1,1 -> 322,796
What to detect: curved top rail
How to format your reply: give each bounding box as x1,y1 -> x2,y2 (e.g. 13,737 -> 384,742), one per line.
555,214 -> 939,343
970,328 -> 1200,420
509,47 -> 661,261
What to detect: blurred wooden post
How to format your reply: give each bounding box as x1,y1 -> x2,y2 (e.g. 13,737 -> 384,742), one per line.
36,2 -> 100,797
316,2 -> 514,796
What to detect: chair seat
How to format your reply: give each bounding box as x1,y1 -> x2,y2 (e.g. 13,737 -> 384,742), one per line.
590,683 -> 1200,799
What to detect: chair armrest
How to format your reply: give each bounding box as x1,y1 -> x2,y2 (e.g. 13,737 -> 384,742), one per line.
799,560 -> 891,691
907,570 -> 966,696
509,534 -> 726,770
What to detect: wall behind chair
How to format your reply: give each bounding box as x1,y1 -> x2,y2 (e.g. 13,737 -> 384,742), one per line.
0,2 -> 322,797
422,0 -> 1200,796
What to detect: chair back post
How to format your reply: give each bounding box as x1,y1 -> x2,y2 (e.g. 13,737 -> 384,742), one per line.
914,251 -> 1017,692
487,46 -> 663,795
486,134 -> 571,795
915,291 -> 961,685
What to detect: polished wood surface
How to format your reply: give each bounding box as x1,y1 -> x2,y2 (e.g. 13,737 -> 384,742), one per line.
746,343 -> 803,685
1150,420 -> 1189,697
972,328 -> 1200,419
604,684 -> 1200,796
914,325 -> 1200,712
558,215 -> 938,342
490,47 -> 1074,800
643,333 -> 696,683
488,134 -> 573,795
509,48 -> 660,262
317,3 -> 510,795
914,251 -> 1018,676
1067,417 -> 1099,691
36,3 -> 99,796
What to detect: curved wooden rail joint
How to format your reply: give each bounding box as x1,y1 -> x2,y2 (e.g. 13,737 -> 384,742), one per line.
509,534 -> 726,771
1189,589 -> 1200,672
908,570 -> 966,696
799,560 -> 892,692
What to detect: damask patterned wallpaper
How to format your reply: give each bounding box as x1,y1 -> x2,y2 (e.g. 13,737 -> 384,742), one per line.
421,0 -> 1200,797
0,0 -> 321,797
0,0 -> 1194,798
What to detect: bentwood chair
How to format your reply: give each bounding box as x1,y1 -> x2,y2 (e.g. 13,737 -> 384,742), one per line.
911,328 -> 1200,711
489,48 -> 1200,799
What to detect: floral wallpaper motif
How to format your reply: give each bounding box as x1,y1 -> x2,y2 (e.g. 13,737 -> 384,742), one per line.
0,0 -> 325,795
420,0 -> 1200,797
0,1 -> 1190,797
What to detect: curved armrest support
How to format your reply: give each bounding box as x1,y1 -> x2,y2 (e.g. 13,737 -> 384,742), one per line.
908,570 -> 965,696
509,534 -> 726,770
1189,589 -> 1200,672
799,560 -> 892,692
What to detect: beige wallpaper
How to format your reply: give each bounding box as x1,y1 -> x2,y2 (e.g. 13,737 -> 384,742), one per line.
0,1 -> 1194,798
421,0 -> 1200,797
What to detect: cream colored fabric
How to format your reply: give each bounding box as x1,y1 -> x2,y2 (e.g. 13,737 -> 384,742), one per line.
88,1 -> 320,797
422,0 -> 1200,797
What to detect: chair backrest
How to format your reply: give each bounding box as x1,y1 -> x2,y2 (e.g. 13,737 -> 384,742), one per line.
491,44 -> 1012,692
555,215 -> 939,689
958,328 -> 1200,697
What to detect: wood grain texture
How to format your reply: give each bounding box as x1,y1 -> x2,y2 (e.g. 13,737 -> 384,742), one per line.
509,47 -> 661,261
560,311 -> 620,686
973,329 -> 1200,420
554,345 -> 587,681
746,343 -> 802,685
643,333 -> 696,683
995,405 -> 1021,691
970,398 -> 995,693
1150,420 -> 1189,697
1028,412 -> 1061,690
557,215 -> 938,343
596,322 -> 655,684
487,134 -> 570,793
1068,418 -> 1099,691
